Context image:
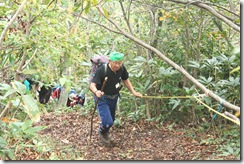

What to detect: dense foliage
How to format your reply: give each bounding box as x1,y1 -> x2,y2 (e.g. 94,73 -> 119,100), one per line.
0,0 -> 240,160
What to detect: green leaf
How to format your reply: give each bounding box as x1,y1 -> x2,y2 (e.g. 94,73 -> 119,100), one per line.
44,0 -> 53,5
12,81 -> 26,95
11,98 -> 21,107
226,146 -> 234,154
232,46 -> 240,55
148,58 -> 156,65
9,122 -> 23,133
188,60 -> 200,69
59,77 -> 67,86
61,0 -> 69,7
0,83 -> 11,91
92,0 -> 98,5
230,66 -> 240,74
159,67 -> 178,76
9,55 -> 15,65
74,2 -> 82,11
103,7 -> 109,19
84,1 -> 91,14
22,69 -> 38,75
133,56 -> 147,62
6,149 -> 15,159
24,126 -> 46,134
144,79 -> 150,90
2,89 -> 16,99
169,99 -> 181,110
21,95 -> 41,123
21,120 -> 32,131
0,137 -> 7,147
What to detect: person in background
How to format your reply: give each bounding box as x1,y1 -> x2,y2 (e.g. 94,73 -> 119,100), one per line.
51,86 -> 85,107
23,78 -> 31,93
89,51 -> 142,144
68,93 -> 85,107
21,75 -> 52,104
51,86 -> 62,100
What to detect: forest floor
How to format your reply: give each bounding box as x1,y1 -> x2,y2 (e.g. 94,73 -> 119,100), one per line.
17,111 -> 238,160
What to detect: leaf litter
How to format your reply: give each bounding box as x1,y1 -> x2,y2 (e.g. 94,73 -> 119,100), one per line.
16,111 -> 237,160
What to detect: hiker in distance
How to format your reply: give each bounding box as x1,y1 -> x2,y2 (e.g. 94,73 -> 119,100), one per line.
89,51 -> 142,144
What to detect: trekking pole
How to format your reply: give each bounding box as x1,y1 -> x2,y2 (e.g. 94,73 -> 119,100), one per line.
89,77 -> 108,143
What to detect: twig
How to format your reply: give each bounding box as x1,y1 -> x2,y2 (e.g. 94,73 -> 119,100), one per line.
21,49 -> 38,70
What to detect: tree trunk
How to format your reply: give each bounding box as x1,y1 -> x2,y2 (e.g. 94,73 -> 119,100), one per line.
57,87 -> 69,109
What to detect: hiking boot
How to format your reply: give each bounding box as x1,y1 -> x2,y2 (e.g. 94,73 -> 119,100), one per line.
99,132 -> 111,144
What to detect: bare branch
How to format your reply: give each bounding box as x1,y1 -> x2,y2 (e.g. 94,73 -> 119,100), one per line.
119,0 -> 133,34
79,15 -> 122,35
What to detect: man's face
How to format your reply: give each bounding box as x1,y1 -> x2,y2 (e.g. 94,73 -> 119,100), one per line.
110,60 -> 123,71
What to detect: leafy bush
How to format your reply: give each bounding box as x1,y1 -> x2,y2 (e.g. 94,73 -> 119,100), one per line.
0,120 -> 46,160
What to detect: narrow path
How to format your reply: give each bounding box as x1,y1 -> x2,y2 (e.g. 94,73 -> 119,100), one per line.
27,111 -> 235,160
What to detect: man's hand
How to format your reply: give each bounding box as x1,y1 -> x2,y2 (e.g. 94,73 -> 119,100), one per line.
95,90 -> 104,98
133,91 -> 142,98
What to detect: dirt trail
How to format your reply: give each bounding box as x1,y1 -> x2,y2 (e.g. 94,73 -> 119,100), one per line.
23,111 -> 236,160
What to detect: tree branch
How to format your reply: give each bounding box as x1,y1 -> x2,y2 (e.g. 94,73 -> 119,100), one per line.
79,15 -> 123,35
169,0 -> 240,32
119,0 -> 133,34
21,49 -> 38,70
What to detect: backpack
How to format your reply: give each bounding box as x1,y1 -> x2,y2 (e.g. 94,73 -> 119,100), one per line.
88,55 -> 109,84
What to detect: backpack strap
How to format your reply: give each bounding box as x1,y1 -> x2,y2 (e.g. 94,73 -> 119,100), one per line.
104,63 -> 107,75
103,63 -> 124,80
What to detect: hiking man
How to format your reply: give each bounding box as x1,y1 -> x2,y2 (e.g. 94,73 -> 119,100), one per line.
89,51 -> 142,144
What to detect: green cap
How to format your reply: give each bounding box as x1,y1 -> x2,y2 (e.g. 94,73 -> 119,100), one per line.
109,52 -> 124,61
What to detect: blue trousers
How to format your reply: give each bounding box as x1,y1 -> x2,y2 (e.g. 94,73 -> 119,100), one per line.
94,95 -> 118,134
